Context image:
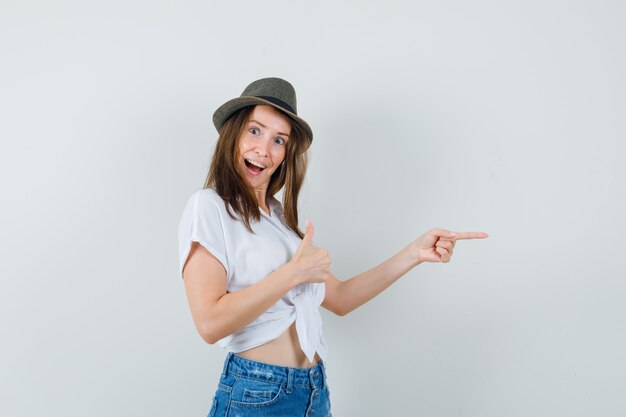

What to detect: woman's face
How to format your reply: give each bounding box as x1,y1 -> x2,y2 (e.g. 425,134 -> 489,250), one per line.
238,105 -> 291,192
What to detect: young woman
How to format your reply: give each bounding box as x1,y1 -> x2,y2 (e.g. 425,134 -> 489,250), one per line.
178,77 -> 488,417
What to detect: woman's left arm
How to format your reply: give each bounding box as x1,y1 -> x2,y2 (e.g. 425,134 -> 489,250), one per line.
322,228 -> 488,316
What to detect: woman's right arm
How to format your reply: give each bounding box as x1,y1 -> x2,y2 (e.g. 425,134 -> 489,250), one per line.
183,222 -> 328,344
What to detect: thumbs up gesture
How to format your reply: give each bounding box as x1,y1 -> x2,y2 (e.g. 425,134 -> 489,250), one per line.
290,220 -> 331,284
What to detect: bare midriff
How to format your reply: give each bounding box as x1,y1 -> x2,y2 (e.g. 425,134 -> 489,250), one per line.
237,322 -> 321,368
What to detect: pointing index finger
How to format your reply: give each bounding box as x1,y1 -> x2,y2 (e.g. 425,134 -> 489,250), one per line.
452,232 -> 489,240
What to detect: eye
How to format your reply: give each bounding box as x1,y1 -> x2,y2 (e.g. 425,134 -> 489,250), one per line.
249,127 -> 260,135
274,137 -> 286,145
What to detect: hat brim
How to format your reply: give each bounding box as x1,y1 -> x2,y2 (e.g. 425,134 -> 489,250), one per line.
213,96 -> 313,151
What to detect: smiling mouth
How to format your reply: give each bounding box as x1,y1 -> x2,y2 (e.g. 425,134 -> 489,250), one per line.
245,159 -> 266,174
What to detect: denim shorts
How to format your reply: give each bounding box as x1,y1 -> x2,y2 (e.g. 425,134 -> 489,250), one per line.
207,352 -> 333,417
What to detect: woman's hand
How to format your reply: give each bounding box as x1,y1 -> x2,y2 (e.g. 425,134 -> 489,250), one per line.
289,220 -> 331,284
407,228 -> 489,264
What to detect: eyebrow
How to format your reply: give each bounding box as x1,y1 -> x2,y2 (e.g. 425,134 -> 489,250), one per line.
249,120 -> 290,138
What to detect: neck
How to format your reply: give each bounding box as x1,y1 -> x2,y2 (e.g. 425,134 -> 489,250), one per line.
254,187 -> 270,215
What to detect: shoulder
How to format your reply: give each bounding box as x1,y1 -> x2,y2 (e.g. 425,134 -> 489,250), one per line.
189,187 -> 222,204
186,188 -> 227,211
179,188 -> 231,228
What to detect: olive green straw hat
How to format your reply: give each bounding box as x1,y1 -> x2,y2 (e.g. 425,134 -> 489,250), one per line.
212,77 -> 313,151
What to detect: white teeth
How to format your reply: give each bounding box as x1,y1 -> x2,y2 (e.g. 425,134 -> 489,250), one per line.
246,159 -> 266,169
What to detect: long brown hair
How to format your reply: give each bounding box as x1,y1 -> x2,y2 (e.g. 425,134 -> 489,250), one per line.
204,106 -> 309,238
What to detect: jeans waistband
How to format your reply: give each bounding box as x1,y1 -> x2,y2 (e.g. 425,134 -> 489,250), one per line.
221,352 -> 326,391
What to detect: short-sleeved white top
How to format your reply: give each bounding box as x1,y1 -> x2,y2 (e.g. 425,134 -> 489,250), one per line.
178,188 -> 327,362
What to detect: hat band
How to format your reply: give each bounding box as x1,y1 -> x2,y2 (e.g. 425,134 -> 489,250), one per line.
255,96 -> 296,114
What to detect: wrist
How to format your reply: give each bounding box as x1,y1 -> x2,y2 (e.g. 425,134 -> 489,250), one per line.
282,261 -> 305,288
400,242 -> 422,269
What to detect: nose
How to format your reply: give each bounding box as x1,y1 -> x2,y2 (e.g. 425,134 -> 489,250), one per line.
254,135 -> 271,157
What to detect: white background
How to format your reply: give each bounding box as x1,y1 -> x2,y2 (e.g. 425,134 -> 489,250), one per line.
1,1 -> 625,416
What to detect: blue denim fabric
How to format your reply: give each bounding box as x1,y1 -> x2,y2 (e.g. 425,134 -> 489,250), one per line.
207,352 -> 332,417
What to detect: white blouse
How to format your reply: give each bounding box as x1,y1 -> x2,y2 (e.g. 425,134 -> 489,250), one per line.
178,188 -> 327,362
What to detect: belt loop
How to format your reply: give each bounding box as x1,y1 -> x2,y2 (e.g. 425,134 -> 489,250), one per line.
308,367 -> 317,390
319,360 -> 327,389
221,352 -> 233,379
285,367 -> 293,394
